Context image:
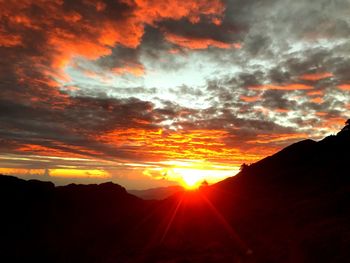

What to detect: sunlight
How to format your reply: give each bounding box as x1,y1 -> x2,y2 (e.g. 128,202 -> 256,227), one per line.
173,168 -> 206,189
50,168 -> 110,178
150,160 -> 240,190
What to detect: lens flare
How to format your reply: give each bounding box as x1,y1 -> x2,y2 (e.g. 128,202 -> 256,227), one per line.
173,168 -> 206,189
145,160 -> 239,190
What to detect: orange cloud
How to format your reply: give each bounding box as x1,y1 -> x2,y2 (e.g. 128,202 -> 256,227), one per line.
232,42 -> 243,49
133,0 -> 225,25
0,27 -> 22,47
300,72 -> 333,81
310,97 -> 324,104
8,14 -> 40,29
316,117 -> 346,133
249,83 -> 313,90
50,169 -> 110,178
96,128 -> 263,164
92,127 -> 304,167
0,168 -> 46,177
240,95 -> 260,102
0,168 -> 109,179
248,133 -> 309,144
17,143 -> 101,159
1,0 -> 226,90
97,21 -> 144,49
212,17 -> 222,25
306,90 -> 324,96
164,33 -> 233,49
48,30 -> 113,69
275,108 -> 289,113
338,84 -> 350,91
112,64 -> 145,76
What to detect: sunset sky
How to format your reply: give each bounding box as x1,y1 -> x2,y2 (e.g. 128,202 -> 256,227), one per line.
0,0 -> 349,189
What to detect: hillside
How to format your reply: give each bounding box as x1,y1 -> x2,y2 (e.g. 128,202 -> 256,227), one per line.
0,176 -> 156,263
206,122 -> 350,262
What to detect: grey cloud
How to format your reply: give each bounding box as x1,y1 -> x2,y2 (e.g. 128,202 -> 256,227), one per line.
96,46 -> 141,71
244,34 -> 272,57
261,90 -> 297,110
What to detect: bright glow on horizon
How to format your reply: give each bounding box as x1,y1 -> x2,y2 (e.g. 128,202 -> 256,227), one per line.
144,160 -> 239,189
173,168 -> 209,189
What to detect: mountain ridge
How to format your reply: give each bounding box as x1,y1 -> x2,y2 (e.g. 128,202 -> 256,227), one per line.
128,185 -> 184,200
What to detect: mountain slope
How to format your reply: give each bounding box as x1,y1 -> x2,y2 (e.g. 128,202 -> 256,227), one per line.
0,176 -> 156,263
206,125 -> 350,262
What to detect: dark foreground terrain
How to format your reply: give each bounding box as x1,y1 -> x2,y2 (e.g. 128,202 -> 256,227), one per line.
1,122 -> 350,263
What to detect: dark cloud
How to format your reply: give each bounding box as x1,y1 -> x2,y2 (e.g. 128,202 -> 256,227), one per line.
158,17 -> 241,44
0,96 -> 163,161
244,34 -> 272,57
94,46 -> 141,73
261,90 -> 297,111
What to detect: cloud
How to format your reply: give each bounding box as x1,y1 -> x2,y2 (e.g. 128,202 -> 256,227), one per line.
338,84 -> 350,91
249,84 -> 313,91
240,95 -> 260,102
309,97 -> 324,104
299,72 -> 333,81
164,32 -> 234,49
0,0 -> 225,83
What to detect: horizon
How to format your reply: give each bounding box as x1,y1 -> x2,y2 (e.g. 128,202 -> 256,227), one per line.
0,124 -> 346,190
1,0 -> 350,189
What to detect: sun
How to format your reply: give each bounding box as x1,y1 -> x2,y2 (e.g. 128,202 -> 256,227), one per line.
182,174 -> 201,189
174,168 -> 205,190
144,160 -> 239,190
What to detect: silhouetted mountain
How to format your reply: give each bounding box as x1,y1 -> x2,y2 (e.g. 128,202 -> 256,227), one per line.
0,176 -> 155,263
207,122 -> 350,262
128,185 -> 184,200
1,121 -> 350,262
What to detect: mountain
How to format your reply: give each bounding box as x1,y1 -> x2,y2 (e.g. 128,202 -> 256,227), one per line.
205,122 -> 350,262
128,185 -> 184,200
1,121 -> 350,262
0,176 -> 155,263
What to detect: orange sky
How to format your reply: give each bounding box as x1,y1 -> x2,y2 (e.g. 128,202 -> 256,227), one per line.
0,0 -> 349,189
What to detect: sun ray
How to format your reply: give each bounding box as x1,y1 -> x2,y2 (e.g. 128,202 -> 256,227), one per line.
160,195 -> 184,243
144,160 -> 239,190
199,192 -> 252,255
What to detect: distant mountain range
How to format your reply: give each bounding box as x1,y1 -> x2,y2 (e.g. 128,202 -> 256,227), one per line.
1,121 -> 350,262
128,185 -> 184,200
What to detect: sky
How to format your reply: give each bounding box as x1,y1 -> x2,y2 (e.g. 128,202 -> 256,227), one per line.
0,0 -> 349,189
